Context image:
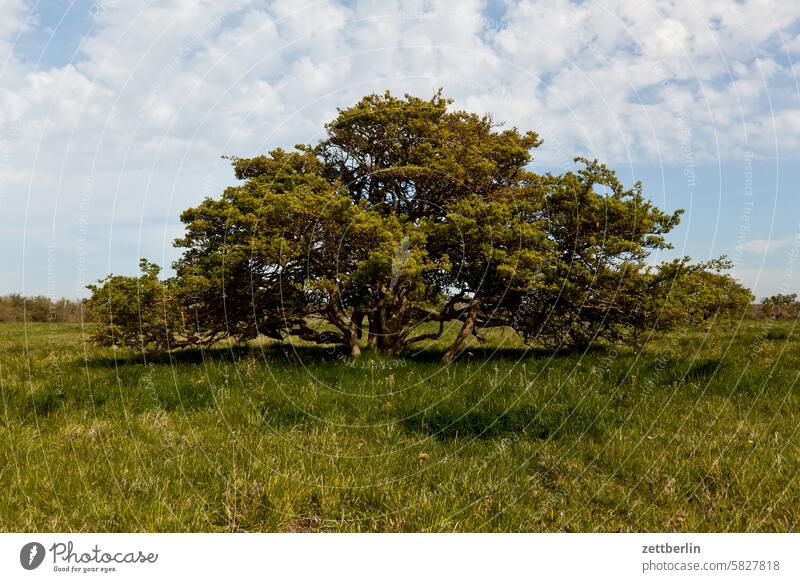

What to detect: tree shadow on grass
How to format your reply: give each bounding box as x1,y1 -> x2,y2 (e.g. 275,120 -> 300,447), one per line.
399,404 -> 608,441
82,343 -> 353,369
404,343 -> 614,364
81,342 -> 623,372
650,357 -> 726,386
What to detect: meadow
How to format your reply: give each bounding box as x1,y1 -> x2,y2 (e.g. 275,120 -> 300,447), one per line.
1,318 -> 799,532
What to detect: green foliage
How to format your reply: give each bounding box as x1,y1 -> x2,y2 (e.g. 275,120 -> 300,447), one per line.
657,258 -> 754,324
85,260 -> 191,353
87,91 -> 754,357
169,91 -> 550,357
508,160 -> 683,349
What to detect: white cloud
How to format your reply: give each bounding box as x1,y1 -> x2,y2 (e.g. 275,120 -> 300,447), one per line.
737,237 -> 794,255
1,0 -> 800,295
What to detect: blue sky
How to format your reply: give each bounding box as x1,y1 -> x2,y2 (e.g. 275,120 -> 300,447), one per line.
1,0 -> 799,299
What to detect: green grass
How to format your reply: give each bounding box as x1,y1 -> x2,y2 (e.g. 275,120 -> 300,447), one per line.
1,319 -> 799,531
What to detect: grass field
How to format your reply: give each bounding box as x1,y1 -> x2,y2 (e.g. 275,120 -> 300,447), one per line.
1,319 -> 799,532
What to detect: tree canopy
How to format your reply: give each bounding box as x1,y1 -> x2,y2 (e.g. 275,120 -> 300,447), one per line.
87,91 -> 753,360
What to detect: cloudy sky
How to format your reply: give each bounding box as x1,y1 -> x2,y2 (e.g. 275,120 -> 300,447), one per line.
1,0 -> 799,299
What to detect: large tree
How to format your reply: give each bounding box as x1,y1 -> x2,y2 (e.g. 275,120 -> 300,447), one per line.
87,91 -> 750,359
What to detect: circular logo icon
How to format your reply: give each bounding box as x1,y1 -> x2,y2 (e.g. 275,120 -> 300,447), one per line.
20,542 -> 46,570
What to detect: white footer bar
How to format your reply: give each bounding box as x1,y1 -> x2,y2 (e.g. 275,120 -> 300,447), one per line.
1,534 -> 796,581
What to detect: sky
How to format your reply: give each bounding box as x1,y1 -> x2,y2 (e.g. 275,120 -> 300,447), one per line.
1,0 -> 799,299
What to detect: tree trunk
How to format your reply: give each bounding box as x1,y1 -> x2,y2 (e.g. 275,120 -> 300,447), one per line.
377,302 -> 387,349
351,310 -> 364,339
442,297 -> 480,363
347,316 -> 361,357
367,313 -> 379,350
367,299 -> 388,351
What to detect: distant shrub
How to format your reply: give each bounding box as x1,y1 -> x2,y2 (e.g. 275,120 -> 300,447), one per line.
0,294 -> 89,323
760,294 -> 800,320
